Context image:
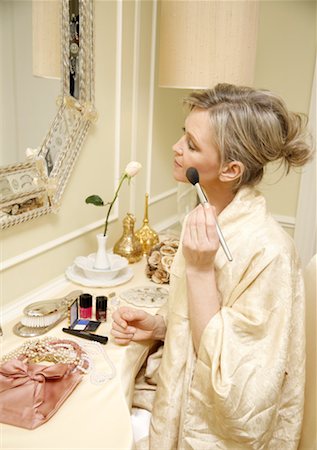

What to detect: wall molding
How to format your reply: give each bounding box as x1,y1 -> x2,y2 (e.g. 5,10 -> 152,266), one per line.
273,214 -> 295,230
113,0 -> 123,223
1,274 -> 69,324
2,208 -> 294,273
1,217 -> 108,272
129,0 -> 141,214
294,58 -> 316,266
150,187 -> 177,205
146,0 -> 158,196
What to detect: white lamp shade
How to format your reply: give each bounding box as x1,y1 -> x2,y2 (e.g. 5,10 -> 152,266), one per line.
32,0 -> 61,79
159,0 -> 259,89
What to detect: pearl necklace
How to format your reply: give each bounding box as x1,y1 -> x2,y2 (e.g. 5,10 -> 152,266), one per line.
2,337 -> 90,374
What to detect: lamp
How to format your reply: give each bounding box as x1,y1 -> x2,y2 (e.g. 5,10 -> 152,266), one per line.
159,0 -> 259,89
32,0 -> 61,79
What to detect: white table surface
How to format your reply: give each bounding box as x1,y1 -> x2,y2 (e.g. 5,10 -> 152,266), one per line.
0,258 -> 163,450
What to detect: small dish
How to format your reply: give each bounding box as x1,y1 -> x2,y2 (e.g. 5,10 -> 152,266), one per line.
66,264 -> 133,287
74,253 -> 128,281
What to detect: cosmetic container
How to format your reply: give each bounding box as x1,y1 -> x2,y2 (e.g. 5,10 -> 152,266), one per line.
96,296 -> 108,322
79,293 -> 92,319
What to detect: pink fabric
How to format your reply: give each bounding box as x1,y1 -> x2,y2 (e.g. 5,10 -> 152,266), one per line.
0,359 -> 82,429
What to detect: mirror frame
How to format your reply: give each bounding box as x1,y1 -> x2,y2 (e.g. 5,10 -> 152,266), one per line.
0,0 -> 95,229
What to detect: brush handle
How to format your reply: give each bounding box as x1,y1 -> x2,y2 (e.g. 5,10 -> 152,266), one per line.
194,184 -> 233,262
62,328 -> 108,344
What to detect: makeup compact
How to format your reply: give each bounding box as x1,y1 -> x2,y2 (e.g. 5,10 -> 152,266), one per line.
62,297 -> 108,344
67,298 -> 100,331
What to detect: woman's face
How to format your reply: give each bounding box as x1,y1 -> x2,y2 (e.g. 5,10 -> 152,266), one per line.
172,108 -> 221,188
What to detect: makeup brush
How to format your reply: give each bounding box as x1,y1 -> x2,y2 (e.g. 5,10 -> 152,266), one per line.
186,167 -> 233,262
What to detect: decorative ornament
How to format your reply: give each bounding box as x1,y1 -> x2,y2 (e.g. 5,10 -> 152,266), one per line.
113,213 -> 143,263
135,193 -> 159,255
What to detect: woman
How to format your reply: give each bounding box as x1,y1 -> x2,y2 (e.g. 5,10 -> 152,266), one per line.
111,84 -> 313,449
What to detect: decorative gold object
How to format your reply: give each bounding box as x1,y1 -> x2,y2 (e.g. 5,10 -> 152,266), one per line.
113,213 -> 143,263
135,193 -> 159,255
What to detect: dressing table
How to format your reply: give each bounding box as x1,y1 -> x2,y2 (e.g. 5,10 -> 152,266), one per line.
0,258 -> 162,450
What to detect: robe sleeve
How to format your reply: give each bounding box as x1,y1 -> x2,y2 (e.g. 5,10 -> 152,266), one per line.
193,251 -> 305,446
156,301 -> 168,330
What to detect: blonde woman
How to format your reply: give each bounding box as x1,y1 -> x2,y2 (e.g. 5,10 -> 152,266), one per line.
111,84 -> 313,449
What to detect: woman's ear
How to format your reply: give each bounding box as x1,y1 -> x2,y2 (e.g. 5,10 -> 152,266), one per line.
219,161 -> 244,183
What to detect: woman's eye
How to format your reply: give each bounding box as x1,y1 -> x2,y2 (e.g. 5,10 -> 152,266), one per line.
187,139 -> 196,151
182,127 -> 196,151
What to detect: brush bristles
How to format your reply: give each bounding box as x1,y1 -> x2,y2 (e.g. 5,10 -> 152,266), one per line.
20,311 -> 62,328
186,167 -> 199,185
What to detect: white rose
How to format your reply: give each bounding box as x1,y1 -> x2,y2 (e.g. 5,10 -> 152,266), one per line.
125,161 -> 142,178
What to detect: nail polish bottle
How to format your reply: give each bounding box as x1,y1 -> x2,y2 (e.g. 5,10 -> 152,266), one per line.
96,296 -> 108,322
79,293 -> 92,319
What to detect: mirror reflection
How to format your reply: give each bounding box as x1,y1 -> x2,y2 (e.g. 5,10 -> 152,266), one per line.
0,0 -> 95,229
0,0 -> 60,167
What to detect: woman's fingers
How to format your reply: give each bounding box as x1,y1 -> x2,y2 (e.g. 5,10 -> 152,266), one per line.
111,320 -> 136,334
203,203 -> 218,245
112,306 -> 140,329
111,327 -> 134,340
185,204 -> 216,246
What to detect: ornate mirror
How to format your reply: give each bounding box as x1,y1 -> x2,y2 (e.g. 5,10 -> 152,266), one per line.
0,0 -> 95,229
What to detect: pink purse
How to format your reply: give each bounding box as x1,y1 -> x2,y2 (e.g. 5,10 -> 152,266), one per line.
0,338 -> 89,430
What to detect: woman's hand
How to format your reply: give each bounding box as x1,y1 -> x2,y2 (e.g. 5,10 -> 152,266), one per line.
111,306 -> 166,345
182,203 -> 221,352
182,203 -> 219,271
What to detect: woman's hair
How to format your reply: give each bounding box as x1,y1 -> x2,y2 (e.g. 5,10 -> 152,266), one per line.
184,83 -> 313,188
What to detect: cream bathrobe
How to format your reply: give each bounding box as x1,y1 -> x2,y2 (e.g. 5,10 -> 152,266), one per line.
135,187 -> 305,450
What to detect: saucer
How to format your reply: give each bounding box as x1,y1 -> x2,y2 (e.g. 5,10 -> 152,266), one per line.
65,264 -> 134,287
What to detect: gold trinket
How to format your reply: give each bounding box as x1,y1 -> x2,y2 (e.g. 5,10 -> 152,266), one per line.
113,213 -> 143,263
135,193 -> 159,255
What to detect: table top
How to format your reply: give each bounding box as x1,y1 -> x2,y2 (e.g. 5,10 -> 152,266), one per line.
0,258 -> 164,450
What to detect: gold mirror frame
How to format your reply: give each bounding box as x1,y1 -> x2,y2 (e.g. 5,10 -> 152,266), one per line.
0,0 -> 95,229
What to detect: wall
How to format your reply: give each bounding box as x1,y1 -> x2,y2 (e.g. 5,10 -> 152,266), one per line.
1,0 -> 316,311
255,0 -> 316,233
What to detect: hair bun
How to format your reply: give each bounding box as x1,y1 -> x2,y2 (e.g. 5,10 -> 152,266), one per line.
281,112 -> 313,171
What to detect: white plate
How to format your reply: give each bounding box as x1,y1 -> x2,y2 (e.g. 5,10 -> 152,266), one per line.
65,264 -> 134,288
119,285 -> 168,308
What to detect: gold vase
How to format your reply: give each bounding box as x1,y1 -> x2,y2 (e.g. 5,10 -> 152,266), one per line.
113,213 -> 143,263
135,193 -> 159,255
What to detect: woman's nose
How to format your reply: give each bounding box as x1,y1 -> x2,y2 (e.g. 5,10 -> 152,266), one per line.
173,137 -> 184,155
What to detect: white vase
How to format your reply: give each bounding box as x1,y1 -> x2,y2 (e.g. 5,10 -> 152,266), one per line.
94,233 -> 111,270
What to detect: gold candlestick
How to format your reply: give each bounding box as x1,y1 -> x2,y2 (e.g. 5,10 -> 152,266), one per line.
135,193 -> 159,255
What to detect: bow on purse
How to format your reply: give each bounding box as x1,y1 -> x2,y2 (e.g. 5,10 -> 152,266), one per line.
0,358 -> 82,429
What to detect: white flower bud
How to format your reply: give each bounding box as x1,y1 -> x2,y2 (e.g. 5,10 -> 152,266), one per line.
125,161 -> 142,178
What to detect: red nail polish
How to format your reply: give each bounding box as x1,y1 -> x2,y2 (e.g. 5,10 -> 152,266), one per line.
79,293 -> 92,319
96,296 -> 108,322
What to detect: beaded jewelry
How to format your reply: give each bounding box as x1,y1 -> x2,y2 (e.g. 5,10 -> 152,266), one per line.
79,340 -> 116,385
2,337 -> 90,374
